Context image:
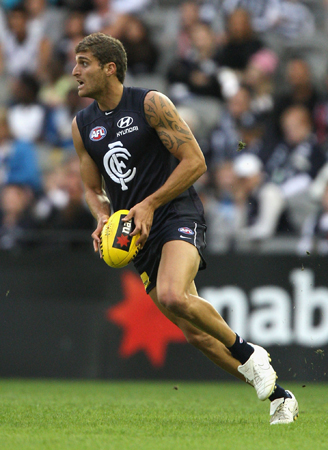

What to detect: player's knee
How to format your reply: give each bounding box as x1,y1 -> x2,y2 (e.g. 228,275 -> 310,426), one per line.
157,288 -> 188,316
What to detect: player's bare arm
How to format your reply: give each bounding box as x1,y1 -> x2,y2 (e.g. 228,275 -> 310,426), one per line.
72,117 -> 111,254
144,91 -> 207,193
124,91 -> 207,246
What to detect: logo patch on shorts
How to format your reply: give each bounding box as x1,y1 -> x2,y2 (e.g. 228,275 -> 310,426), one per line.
89,126 -> 107,141
178,227 -> 194,235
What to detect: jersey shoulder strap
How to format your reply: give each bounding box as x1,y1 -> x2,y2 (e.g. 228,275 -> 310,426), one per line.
119,86 -> 154,116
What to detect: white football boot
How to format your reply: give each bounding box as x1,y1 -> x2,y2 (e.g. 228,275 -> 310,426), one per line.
270,390 -> 299,425
237,344 -> 277,401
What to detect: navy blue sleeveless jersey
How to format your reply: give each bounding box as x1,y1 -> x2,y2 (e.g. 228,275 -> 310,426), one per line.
76,86 -> 205,237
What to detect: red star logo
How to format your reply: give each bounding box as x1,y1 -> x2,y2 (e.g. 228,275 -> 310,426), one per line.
116,234 -> 129,248
106,271 -> 186,367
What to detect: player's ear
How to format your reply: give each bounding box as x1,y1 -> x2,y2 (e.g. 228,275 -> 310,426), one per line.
105,62 -> 116,77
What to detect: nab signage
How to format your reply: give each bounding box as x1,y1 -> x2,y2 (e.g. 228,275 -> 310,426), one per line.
201,268 -> 328,347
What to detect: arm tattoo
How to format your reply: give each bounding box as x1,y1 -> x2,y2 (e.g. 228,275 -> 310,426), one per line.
158,131 -> 174,150
145,93 -> 193,155
174,136 -> 186,150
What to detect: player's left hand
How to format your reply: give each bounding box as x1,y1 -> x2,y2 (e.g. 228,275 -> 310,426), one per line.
123,200 -> 155,248
92,214 -> 110,257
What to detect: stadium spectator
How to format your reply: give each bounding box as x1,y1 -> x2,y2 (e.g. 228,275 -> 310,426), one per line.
25,0 -> 64,43
174,1 -> 202,58
271,58 -> 321,141
242,48 -> 278,121
100,0 -> 153,39
209,86 -> 254,164
65,33 -> 89,76
237,112 -> 265,157
233,153 -> 289,242
167,21 -> 222,100
161,0 -> 224,62
39,55 -> 76,108
7,73 -> 48,144
298,181 -> 328,255
84,0 -> 118,35
0,108 -> 42,192
120,15 -> 159,75
33,165 -> 69,228
263,105 -> 326,228
222,0 -> 280,34
198,0 -> 225,33
55,10 -> 86,73
33,155 -> 94,232
53,155 -> 94,231
0,183 -> 37,250
274,0 -> 315,40
0,4 -> 52,80
176,103 -> 211,167
222,0 -> 316,39
203,160 -> 238,251
47,87 -> 85,150
218,8 -> 263,73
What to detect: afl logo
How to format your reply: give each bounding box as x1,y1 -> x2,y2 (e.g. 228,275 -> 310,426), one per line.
117,116 -> 133,129
178,227 -> 194,235
89,126 -> 107,141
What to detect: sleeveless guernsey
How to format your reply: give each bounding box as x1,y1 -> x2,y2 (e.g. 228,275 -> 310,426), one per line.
76,87 -> 205,237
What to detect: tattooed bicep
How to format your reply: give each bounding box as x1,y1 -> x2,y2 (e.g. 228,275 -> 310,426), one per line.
144,92 -> 193,154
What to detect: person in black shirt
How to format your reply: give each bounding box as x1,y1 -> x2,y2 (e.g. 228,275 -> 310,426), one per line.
71,32 -> 298,424
218,8 -> 263,72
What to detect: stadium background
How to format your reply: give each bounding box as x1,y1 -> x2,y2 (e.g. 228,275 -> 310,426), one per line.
0,0 -> 328,383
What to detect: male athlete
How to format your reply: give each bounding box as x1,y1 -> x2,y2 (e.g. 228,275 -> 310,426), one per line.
72,32 -> 298,425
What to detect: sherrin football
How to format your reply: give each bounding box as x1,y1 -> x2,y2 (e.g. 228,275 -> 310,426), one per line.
100,209 -> 140,268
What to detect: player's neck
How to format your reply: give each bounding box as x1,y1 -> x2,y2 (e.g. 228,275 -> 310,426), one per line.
97,81 -> 124,112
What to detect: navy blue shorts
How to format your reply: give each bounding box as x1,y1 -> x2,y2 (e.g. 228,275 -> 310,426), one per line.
133,220 -> 207,294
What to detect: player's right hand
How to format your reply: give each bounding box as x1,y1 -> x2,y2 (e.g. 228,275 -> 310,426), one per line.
92,215 -> 110,257
123,200 -> 154,249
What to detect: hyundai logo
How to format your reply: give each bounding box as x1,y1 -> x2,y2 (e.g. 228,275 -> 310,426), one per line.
117,116 -> 133,129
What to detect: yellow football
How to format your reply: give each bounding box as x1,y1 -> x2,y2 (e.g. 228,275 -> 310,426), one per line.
100,209 -> 140,268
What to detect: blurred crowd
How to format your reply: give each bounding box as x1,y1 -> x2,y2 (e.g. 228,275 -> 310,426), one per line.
1,0 -> 328,254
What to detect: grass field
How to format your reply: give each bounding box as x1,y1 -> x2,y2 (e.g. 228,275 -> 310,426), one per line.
0,380 -> 326,450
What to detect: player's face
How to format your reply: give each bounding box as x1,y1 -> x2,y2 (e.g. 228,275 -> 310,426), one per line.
72,51 -> 107,99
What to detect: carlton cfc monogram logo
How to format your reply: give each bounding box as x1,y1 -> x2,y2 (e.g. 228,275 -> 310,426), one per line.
103,141 -> 136,191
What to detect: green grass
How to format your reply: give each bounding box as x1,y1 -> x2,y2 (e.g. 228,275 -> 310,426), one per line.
0,380 -> 326,450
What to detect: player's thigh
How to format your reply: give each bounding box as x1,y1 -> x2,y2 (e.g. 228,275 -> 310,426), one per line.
157,240 -> 201,296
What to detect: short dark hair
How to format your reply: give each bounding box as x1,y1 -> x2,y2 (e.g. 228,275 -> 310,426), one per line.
75,33 -> 127,83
